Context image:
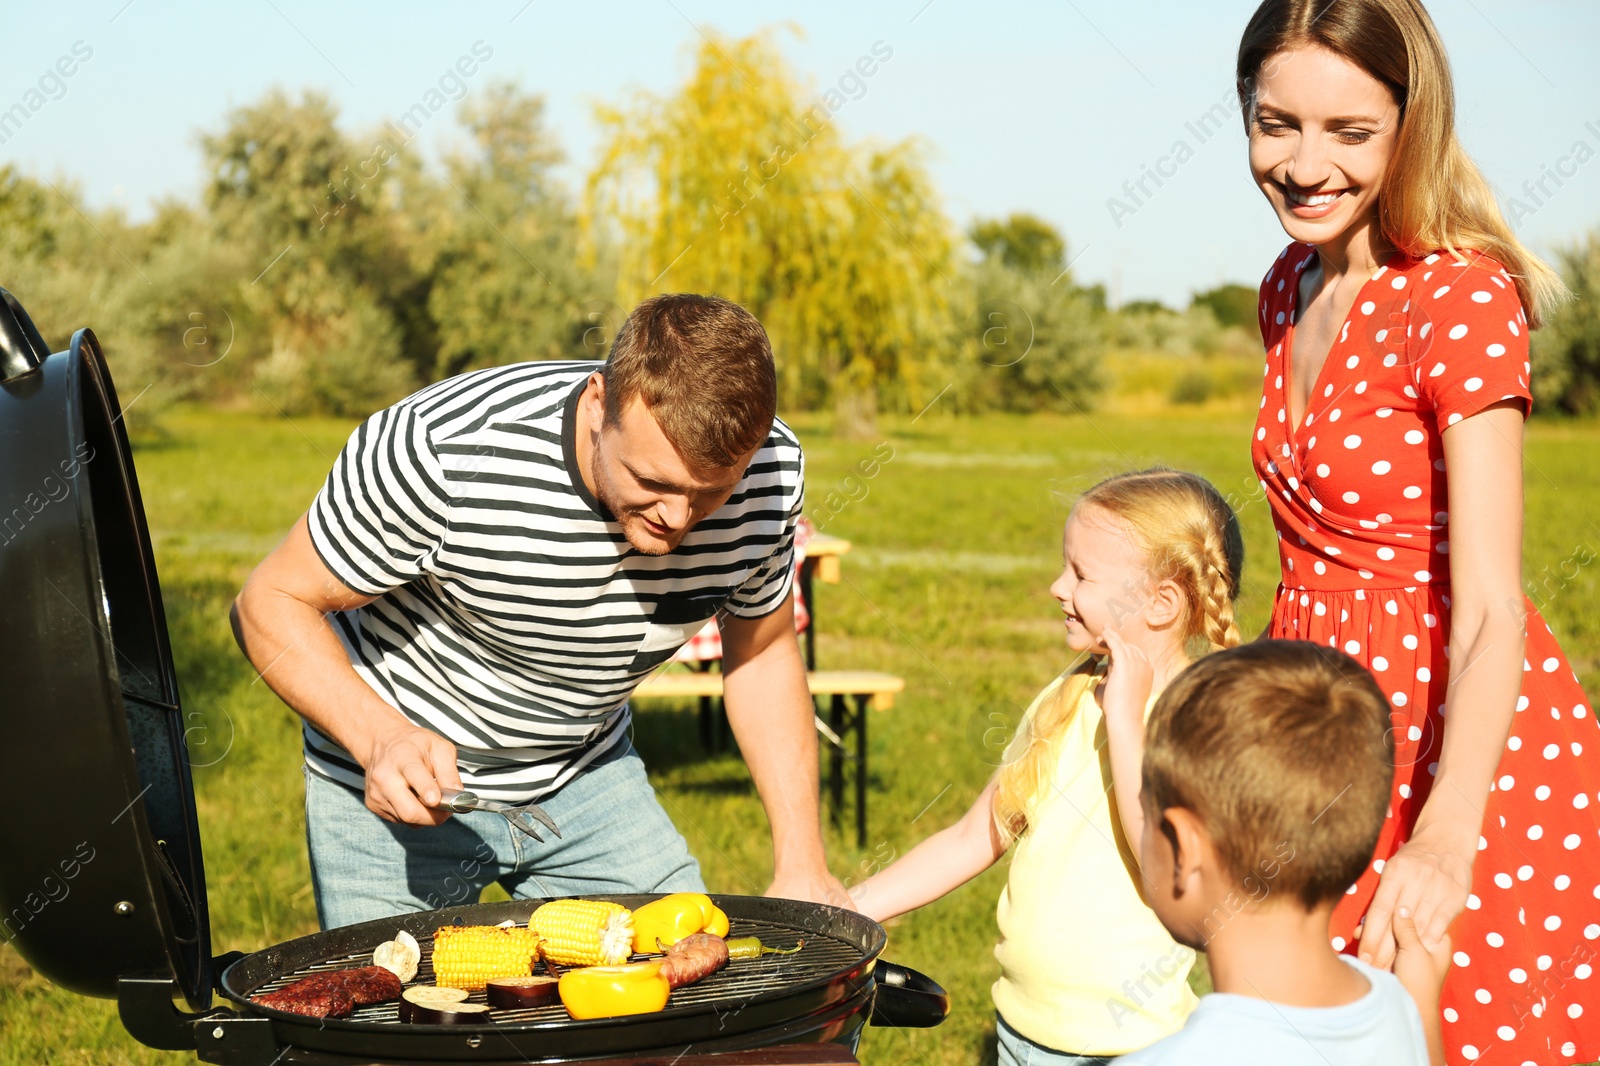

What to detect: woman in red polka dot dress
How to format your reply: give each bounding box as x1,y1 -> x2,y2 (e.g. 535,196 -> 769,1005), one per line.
1237,2 -> 1600,1063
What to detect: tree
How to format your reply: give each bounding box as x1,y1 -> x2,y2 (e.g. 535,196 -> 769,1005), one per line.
961,216 -> 1104,413
1120,298 -> 1170,316
1532,231 -> 1600,416
0,168 -> 225,422
200,89 -> 417,415
423,82 -> 605,379
969,214 -> 1065,276
0,167 -> 118,354
586,29 -> 956,436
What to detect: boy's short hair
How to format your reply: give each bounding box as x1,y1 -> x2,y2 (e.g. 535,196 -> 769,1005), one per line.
1142,640 -> 1394,909
602,293 -> 776,470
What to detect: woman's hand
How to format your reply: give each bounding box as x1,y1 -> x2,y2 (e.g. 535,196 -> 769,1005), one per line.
1356,822 -> 1475,970
1352,403 -> 1526,969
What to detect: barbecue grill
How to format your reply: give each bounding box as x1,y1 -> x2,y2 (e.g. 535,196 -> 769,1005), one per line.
0,289 -> 948,1064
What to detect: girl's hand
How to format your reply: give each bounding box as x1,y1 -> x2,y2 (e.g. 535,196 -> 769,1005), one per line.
1100,627 -> 1156,861
1356,824 -> 1474,970
850,778 -> 1007,922
1101,627 -> 1155,723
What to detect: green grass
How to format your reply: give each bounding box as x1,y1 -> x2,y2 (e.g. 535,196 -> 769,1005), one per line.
3,404 -> 1598,1064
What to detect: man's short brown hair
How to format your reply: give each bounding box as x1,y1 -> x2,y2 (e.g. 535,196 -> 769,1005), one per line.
1142,640 -> 1394,909
602,294 -> 777,469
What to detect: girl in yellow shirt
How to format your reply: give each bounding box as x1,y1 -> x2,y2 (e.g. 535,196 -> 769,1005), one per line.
853,468 -> 1245,1064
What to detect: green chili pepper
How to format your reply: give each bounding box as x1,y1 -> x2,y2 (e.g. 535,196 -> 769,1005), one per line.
725,936 -> 804,960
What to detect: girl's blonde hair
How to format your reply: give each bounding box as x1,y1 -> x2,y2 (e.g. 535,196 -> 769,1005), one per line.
993,469 -> 1245,843
1237,0 -> 1567,328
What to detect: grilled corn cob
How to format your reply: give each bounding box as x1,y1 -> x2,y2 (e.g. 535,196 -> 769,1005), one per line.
530,899 -> 634,966
431,925 -> 540,990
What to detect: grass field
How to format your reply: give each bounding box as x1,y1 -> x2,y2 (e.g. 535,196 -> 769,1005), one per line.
3,399 -> 1598,1065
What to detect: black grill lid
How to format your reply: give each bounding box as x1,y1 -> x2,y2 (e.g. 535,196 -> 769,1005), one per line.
0,288 -> 212,1010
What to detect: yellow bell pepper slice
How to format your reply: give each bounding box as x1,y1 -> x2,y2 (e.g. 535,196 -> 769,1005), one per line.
630,893 -> 715,954
558,962 -> 671,1019
704,906 -> 730,939
663,892 -> 716,924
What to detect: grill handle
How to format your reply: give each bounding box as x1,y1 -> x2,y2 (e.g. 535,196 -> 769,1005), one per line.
0,286 -> 49,382
868,961 -> 948,1029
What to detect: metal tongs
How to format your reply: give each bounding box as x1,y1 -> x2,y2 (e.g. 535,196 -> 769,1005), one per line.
436,787 -> 562,842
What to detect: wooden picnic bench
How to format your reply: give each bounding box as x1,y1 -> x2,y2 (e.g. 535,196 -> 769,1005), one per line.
632,669 -> 904,847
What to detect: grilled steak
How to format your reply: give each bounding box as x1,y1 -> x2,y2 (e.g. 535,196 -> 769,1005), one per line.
251,965 -> 403,1018
252,985 -> 355,1018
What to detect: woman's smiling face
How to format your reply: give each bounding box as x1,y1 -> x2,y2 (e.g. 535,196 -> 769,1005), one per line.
1247,45 -> 1401,247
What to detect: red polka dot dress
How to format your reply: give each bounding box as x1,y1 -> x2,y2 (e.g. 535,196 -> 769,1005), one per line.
1254,242 -> 1600,1066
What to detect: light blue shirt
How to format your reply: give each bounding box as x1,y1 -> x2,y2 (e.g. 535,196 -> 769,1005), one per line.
1117,957 -> 1428,1065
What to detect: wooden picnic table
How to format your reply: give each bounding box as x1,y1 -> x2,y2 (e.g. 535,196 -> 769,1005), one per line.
633,529 -> 907,845
797,532 -> 850,671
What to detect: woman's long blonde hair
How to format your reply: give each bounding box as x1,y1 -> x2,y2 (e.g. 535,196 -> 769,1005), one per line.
1237,0 -> 1567,328
993,469 -> 1246,843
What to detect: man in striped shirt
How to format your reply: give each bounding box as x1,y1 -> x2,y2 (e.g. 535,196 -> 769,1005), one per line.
232,294 -> 847,927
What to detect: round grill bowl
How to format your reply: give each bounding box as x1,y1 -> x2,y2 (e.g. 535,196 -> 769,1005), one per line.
219,895 -> 893,1062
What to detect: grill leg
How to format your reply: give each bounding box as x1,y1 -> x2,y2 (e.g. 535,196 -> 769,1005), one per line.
829,693 -> 845,829
854,695 -> 869,848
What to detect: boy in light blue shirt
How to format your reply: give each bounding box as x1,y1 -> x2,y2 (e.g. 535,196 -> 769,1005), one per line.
1119,642 -> 1449,1066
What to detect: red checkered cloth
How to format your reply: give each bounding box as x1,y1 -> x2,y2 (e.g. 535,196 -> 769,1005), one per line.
671,516 -> 814,663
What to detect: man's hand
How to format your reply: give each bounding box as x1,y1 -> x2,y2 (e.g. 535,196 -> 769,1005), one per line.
722,592 -> 844,909
234,515 -> 467,830
363,722 -> 464,826
767,866 -> 854,910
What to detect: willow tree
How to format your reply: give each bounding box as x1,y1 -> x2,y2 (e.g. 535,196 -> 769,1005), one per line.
586,29 -> 955,435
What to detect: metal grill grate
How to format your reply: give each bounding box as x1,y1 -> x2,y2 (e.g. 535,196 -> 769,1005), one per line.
248,917 -> 865,1027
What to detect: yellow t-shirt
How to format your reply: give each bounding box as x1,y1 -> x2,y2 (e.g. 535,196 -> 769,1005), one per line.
992,674 -> 1198,1055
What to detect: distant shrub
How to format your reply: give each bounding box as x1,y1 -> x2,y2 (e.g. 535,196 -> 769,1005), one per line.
1111,303 -> 1259,359
1190,283 -> 1258,331
1169,369 -> 1213,405
253,286 -> 416,417
1532,231 -> 1600,416
960,255 -> 1107,413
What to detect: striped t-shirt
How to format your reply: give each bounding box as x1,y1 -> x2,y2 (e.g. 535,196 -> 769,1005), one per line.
304,360 -> 803,801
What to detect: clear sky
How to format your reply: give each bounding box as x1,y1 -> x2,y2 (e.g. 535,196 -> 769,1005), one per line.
6,0 -> 1599,307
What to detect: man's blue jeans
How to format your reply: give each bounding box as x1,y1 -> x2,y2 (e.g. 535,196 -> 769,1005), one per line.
304,739 -> 705,929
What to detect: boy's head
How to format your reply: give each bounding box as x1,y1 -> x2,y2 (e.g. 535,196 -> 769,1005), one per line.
1138,640 -> 1394,948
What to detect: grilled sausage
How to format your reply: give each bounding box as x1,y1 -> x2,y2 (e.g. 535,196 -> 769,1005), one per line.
657,932 -> 730,988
